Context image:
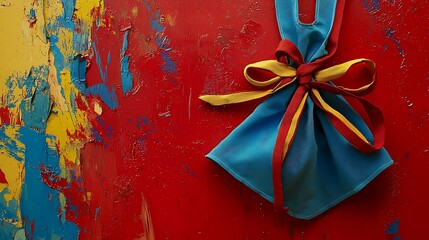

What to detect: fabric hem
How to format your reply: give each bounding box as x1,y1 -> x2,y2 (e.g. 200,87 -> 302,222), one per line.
207,154 -> 275,203
287,159 -> 393,219
207,153 -> 393,220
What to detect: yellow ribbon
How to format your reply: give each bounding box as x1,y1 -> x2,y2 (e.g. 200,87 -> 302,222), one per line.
199,58 -> 375,105
199,58 -> 376,147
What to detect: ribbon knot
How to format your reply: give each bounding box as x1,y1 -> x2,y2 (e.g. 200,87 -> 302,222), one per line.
296,64 -> 313,87
199,40 -> 385,210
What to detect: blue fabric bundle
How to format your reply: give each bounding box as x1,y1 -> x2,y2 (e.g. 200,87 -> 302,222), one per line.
206,0 -> 393,219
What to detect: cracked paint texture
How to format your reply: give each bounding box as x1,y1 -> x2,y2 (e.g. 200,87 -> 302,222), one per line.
0,0 -> 154,239
0,0 -> 428,239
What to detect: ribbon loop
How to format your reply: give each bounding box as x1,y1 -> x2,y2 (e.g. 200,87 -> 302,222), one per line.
276,39 -> 305,65
313,58 -> 376,95
244,60 -> 296,87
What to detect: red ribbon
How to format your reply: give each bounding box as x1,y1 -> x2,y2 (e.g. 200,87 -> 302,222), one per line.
268,39 -> 385,209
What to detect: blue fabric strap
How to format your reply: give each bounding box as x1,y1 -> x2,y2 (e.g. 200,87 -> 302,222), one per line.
275,0 -> 337,61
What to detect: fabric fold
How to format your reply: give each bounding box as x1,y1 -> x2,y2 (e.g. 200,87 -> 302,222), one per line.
201,0 -> 393,219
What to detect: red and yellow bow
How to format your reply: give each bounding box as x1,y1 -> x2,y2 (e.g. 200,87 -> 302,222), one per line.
199,41 -> 385,209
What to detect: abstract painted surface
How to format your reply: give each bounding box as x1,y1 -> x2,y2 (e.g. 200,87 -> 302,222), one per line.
0,0 -> 428,239
0,0 -> 154,238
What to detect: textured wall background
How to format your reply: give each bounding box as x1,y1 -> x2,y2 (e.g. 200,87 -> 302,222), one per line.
0,0 -> 428,239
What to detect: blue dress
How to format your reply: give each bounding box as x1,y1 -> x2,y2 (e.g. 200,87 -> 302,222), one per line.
206,0 -> 393,219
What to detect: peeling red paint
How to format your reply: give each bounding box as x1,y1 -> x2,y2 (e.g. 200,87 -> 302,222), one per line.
0,169 -> 7,184
0,106 -> 11,125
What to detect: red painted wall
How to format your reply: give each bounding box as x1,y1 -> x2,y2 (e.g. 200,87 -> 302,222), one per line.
87,0 -> 428,239
61,0 -> 429,238
0,0 -> 422,240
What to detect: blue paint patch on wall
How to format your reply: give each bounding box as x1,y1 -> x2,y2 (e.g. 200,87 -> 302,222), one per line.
46,3 -> 110,110
5,75 -> 18,108
29,9 -> 36,17
136,116 -> 150,127
0,193 -> 20,225
92,41 -> 108,83
121,30 -> 133,94
386,219 -> 399,234
386,219 -> 400,240
361,0 -> 381,13
19,66 -> 52,131
91,127 -> 108,147
29,9 -> 36,20
0,126 -> 25,237
86,84 -> 119,110
0,125 -> 25,162
95,116 -> 114,139
160,51 -> 177,74
71,54 -> 87,92
386,29 -> 405,58
182,164 -> 198,177
144,0 -> 178,83
19,127 -> 80,239
47,33 -> 69,105
62,0 -> 77,21
84,39 -> 119,110
0,221 -> 19,240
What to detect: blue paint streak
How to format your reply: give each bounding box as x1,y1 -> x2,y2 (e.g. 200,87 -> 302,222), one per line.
361,0 -> 381,12
0,125 -> 23,235
145,0 -> 178,81
92,41 -> 108,83
62,0 -> 77,21
91,128 -> 109,148
71,55 -> 87,92
90,119 -> 111,147
0,126 -> 25,162
19,127 -> 79,239
160,51 -> 177,74
386,29 -> 405,58
95,116 -> 113,139
5,76 -> 18,108
48,34 -> 68,103
84,38 -> 119,109
86,84 -> 119,110
137,116 -> 150,127
0,189 -> 21,224
19,66 -> 51,131
0,221 -> 19,240
29,9 -> 36,18
371,0 -> 381,11
386,219 -> 400,235
95,208 -> 100,220
121,31 -> 130,56
121,30 -> 133,94
150,10 -> 165,33
70,90 -> 78,113
45,2 -> 90,101
49,35 -> 65,74
91,128 -> 103,143
361,0 -> 371,11
182,164 -> 198,177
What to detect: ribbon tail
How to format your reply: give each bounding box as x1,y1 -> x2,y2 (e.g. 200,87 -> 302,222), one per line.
310,88 -> 384,153
199,90 -> 273,106
339,93 -> 385,151
272,86 -> 308,209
